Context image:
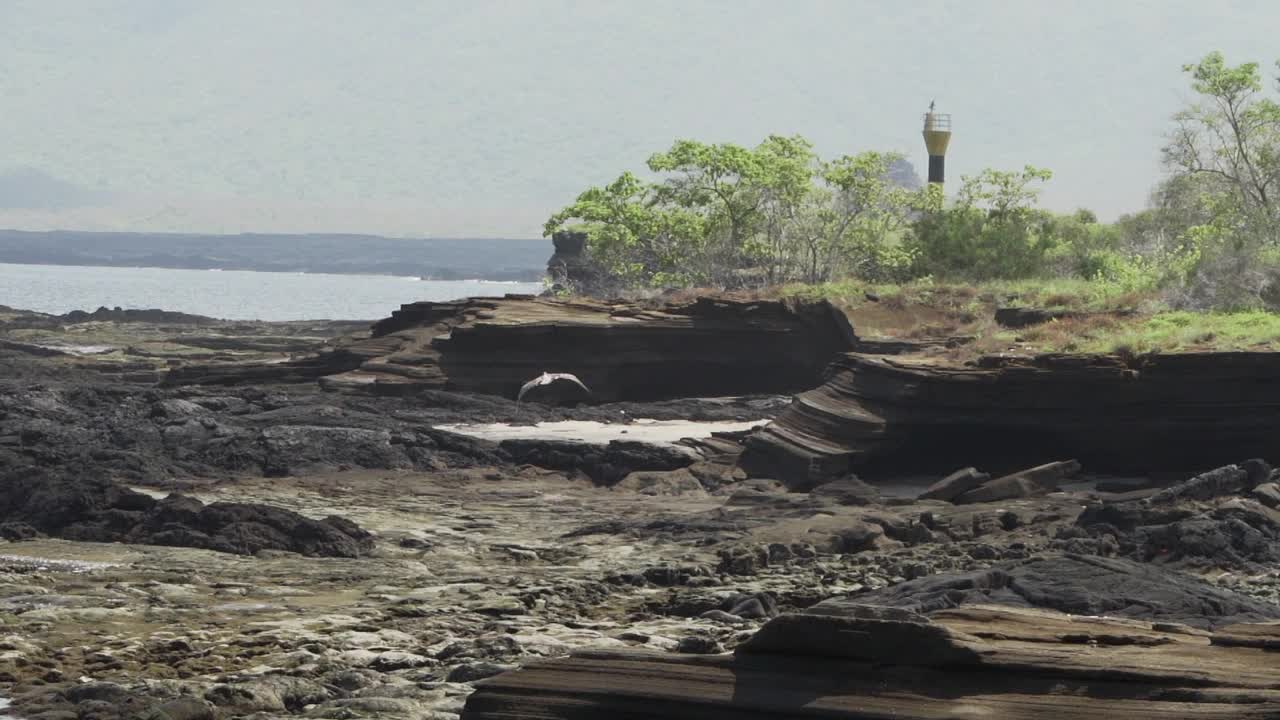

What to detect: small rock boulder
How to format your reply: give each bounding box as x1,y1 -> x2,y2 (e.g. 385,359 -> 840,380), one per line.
918,467 -> 990,502
955,460 -> 1080,504
809,476 -> 881,506
1251,482 -> 1280,508
615,468 -> 706,497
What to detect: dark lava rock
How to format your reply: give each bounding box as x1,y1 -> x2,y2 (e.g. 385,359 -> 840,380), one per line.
717,544 -> 770,575
500,438 -> 694,486
676,636 -> 722,654
63,306 -> 219,326
809,476 -> 881,506
62,682 -> 132,705
1073,464 -> 1280,568
918,467 -> 990,502
743,352 -> 1280,487
1253,482 -> 1280,508
953,460 -> 1080,505
994,306 -> 1078,328
447,661 -> 517,683
727,592 -> 779,619
0,380 -> 512,485
1147,462 -> 1264,504
0,467 -> 375,557
827,554 -> 1280,628
139,698 -> 217,720
0,521 -> 39,540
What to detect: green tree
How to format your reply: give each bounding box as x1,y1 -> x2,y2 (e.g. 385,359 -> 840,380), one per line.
543,171 -> 705,287
815,151 -> 922,282
1155,52 -> 1280,308
646,139 -> 766,281
1164,52 -> 1280,234
751,135 -> 819,283
908,166 -> 1056,280
546,135 -> 930,291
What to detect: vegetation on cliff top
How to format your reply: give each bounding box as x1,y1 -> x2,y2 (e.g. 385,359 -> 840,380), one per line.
772,278 -> 1280,356
546,51 -> 1280,323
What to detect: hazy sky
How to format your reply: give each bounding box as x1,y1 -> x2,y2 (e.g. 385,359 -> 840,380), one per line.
1,0 -> 1278,237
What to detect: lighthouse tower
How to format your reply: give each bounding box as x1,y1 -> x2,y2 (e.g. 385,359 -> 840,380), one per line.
922,104 -> 952,185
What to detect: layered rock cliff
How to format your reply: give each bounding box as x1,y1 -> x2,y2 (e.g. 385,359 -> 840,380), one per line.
741,351 -> 1280,489
315,295 -> 857,401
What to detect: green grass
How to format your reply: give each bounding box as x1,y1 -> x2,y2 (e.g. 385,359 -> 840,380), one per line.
1077,311 -> 1280,354
776,278 -> 1280,357
777,277 -> 1155,313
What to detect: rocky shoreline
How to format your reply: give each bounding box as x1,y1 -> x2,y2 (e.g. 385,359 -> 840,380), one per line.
1,296 -> 1278,720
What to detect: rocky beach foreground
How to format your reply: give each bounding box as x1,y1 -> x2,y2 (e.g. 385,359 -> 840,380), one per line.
1,296 -> 1278,719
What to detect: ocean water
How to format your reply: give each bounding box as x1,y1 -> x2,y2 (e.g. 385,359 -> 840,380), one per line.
0,263 -> 543,321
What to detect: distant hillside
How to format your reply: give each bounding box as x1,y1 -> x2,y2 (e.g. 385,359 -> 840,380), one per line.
0,230 -> 548,281
0,168 -> 106,210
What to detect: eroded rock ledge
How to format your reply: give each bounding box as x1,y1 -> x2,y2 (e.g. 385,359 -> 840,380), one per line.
463,594 -> 1280,719
742,351 -> 1280,488
170,295 -> 857,401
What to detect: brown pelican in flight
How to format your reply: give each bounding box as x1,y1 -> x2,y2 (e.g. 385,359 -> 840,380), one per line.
517,372 -> 591,404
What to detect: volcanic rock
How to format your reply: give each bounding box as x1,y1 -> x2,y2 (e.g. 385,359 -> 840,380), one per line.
500,438 -> 695,486
742,351 -> 1280,488
917,467 -> 989,502
462,603 -> 1280,719
808,476 -> 880,506
1253,482 -> 1280,508
953,460 -> 1080,504
0,467 -> 375,557
615,468 -> 706,496
1071,464 -> 1280,567
994,306 -> 1137,329
1147,461 -> 1266,504
0,381 -> 510,483
834,554 -> 1280,627
545,230 -> 612,296
311,295 -> 857,401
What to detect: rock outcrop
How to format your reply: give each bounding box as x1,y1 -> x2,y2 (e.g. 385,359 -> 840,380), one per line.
742,351 -> 1280,488
463,600 -> 1280,719
0,468 -> 375,557
0,382 -> 510,483
312,295 -> 857,401
994,306 -> 1134,328
544,230 -> 612,296
839,554 -> 1280,627
1067,461 -> 1280,569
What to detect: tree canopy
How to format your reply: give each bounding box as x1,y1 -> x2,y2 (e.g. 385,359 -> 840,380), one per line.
545,51 -> 1280,311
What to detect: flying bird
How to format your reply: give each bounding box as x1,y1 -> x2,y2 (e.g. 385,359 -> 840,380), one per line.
517,372 -> 591,403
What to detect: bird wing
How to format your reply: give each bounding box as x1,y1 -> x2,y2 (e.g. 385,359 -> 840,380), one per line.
548,373 -> 591,394
517,376 -> 542,401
